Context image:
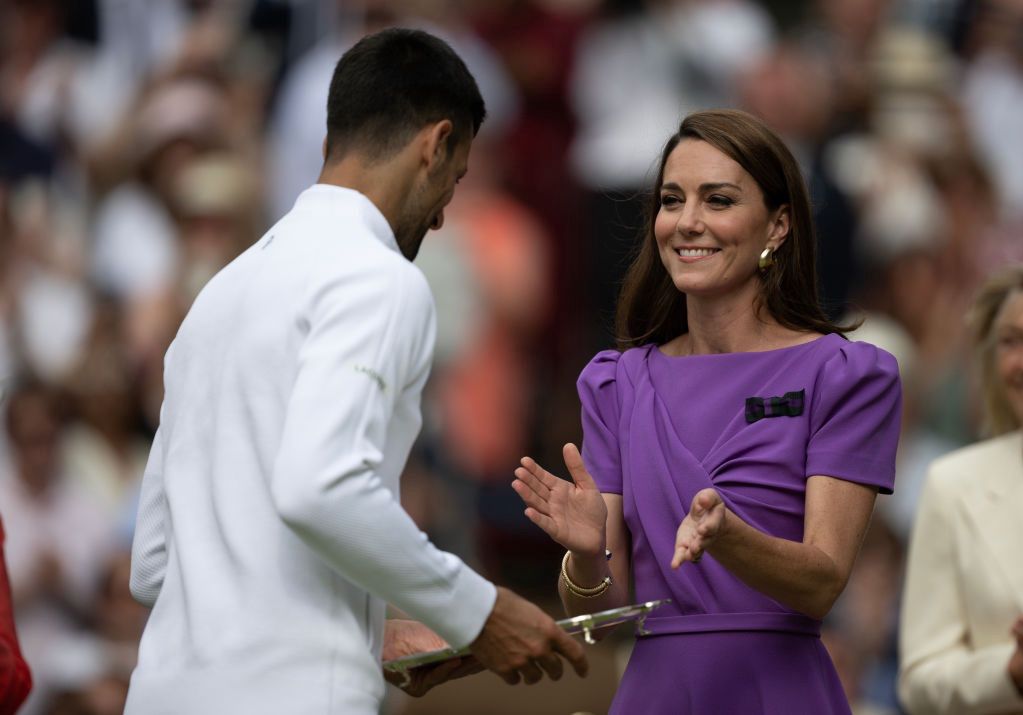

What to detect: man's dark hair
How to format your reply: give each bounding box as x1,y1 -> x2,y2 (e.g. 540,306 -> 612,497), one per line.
324,28 -> 486,162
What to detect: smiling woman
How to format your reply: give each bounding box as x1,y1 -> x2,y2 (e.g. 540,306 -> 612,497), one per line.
511,109 -> 903,714
616,109 -> 843,352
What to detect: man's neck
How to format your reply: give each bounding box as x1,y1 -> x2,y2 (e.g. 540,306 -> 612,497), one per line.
317,154 -> 415,236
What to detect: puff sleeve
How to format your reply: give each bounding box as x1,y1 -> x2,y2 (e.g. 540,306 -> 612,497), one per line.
578,350 -> 624,494
805,340 -> 902,493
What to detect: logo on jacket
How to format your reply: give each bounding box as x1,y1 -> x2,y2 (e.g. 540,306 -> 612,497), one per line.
354,365 -> 387,392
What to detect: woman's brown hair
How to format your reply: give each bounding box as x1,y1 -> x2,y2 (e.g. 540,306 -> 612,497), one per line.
968,265 -> 1023,435
615,109 -> 849,349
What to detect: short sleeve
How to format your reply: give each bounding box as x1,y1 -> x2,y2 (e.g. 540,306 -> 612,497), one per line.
805,340 -> 902,494
578,350 -> 624,494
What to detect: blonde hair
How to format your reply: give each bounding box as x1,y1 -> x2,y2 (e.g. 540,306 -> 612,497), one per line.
969,265 -> 1023,435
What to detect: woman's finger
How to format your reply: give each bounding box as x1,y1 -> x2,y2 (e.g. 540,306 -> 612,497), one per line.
511,480 -> 552,516
511,472 -> 552,505
671,547 -> 683,569
519,456 -> 559,490
562,443 -> 598,490
509,480 -> 552,519
513,466 -> 552,499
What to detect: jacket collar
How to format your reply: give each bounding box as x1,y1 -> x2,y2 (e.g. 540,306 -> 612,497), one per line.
961,431 -> 1023,609
295,184 -> 400,256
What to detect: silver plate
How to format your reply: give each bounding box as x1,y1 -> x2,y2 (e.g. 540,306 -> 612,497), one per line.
383,598 -> 670,679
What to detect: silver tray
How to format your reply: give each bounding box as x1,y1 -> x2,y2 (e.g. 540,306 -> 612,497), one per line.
383,598 -> 670,683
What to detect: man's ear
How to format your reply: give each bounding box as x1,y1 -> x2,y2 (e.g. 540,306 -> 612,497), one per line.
322,136 -> 328,161
767,204 -> 791,251
421,119 -> 454,171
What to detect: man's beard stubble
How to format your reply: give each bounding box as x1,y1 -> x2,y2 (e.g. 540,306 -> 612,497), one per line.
394,166 -> 445,261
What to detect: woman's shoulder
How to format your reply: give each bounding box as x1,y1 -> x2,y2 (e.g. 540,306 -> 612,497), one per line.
814,333 -> 901,381
578,345 -> 653,392
927,432 -> 1022,485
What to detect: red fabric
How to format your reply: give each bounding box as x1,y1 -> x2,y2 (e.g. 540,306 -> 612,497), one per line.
0,519 -> 32,714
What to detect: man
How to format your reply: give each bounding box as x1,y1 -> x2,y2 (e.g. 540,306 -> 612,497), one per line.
125,28 -> 587,714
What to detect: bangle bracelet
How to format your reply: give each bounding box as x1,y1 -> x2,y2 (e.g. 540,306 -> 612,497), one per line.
561,551 -> 612,598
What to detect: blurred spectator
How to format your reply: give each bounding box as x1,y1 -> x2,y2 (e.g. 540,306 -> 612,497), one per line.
0,0 -> 130,161
89,77 -> 228,303
0,181 -> 93,386
899,265 -> 1023,714
0,515 -> 32,714
570,0 -> 774,346
409,138 -> 551,576
797,0 -> 895,130
961,0 -> 1023,221
172,152 -> 263,302
61,299 -> 149,522
824,520 -> 905,715
0,380 -> 116,715
266,0 -> 518,220
738,40 -> 859,316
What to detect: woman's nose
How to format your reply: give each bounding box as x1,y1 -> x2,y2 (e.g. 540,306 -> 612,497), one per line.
676,204 -> 703,235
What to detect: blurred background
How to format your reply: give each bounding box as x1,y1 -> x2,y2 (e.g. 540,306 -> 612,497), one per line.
1,0 -> 1021,713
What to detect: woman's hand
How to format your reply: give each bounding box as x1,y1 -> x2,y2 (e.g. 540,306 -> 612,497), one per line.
512,443 -> 608,557
672,488 -> 726,568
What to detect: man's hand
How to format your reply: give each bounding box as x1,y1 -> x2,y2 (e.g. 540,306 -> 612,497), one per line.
1009,615 -> 1023,696
382,619 -> 483,697
469,586 -> 588,685
382,619 -> 447,662
383,657 -> 484,697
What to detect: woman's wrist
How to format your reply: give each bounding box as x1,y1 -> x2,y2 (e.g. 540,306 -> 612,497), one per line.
565,548 -> 611,588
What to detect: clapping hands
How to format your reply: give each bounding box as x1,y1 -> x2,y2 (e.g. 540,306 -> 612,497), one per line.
672,488 -> 726,569
512,443 -> 607,557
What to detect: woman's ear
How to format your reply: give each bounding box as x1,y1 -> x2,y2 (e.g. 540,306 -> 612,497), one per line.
767,204 -> 791,250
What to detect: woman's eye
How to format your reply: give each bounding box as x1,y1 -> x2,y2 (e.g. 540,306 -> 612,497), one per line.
660,195 -> 682,207
708,195 -> 734,207
998,334 -> 1023,350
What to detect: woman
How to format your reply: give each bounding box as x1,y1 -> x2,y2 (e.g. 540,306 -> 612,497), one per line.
898,266 -> 1023,714
512,109 -> 901,713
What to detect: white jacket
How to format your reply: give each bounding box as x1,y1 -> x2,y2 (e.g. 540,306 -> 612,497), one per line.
126,185 -> 496,714
898,431 -> 1023,714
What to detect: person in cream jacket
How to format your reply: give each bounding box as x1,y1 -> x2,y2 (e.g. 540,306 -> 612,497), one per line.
899,266 -> 1023,714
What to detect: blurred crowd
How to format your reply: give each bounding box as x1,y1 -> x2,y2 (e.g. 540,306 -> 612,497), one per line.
0,0 -> 1021,713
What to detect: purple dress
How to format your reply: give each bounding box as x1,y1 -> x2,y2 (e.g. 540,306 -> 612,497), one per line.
579,334 -> 901,714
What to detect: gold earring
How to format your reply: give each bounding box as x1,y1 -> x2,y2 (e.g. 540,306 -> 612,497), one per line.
758,247 -> 774,271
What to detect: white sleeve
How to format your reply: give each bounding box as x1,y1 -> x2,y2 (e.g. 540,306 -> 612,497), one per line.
898,469 -> 1022,714
130,422 -> 168,607
270,266 -> 495,649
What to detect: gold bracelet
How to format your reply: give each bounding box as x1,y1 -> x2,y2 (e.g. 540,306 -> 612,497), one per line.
561,551 -> 612,598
